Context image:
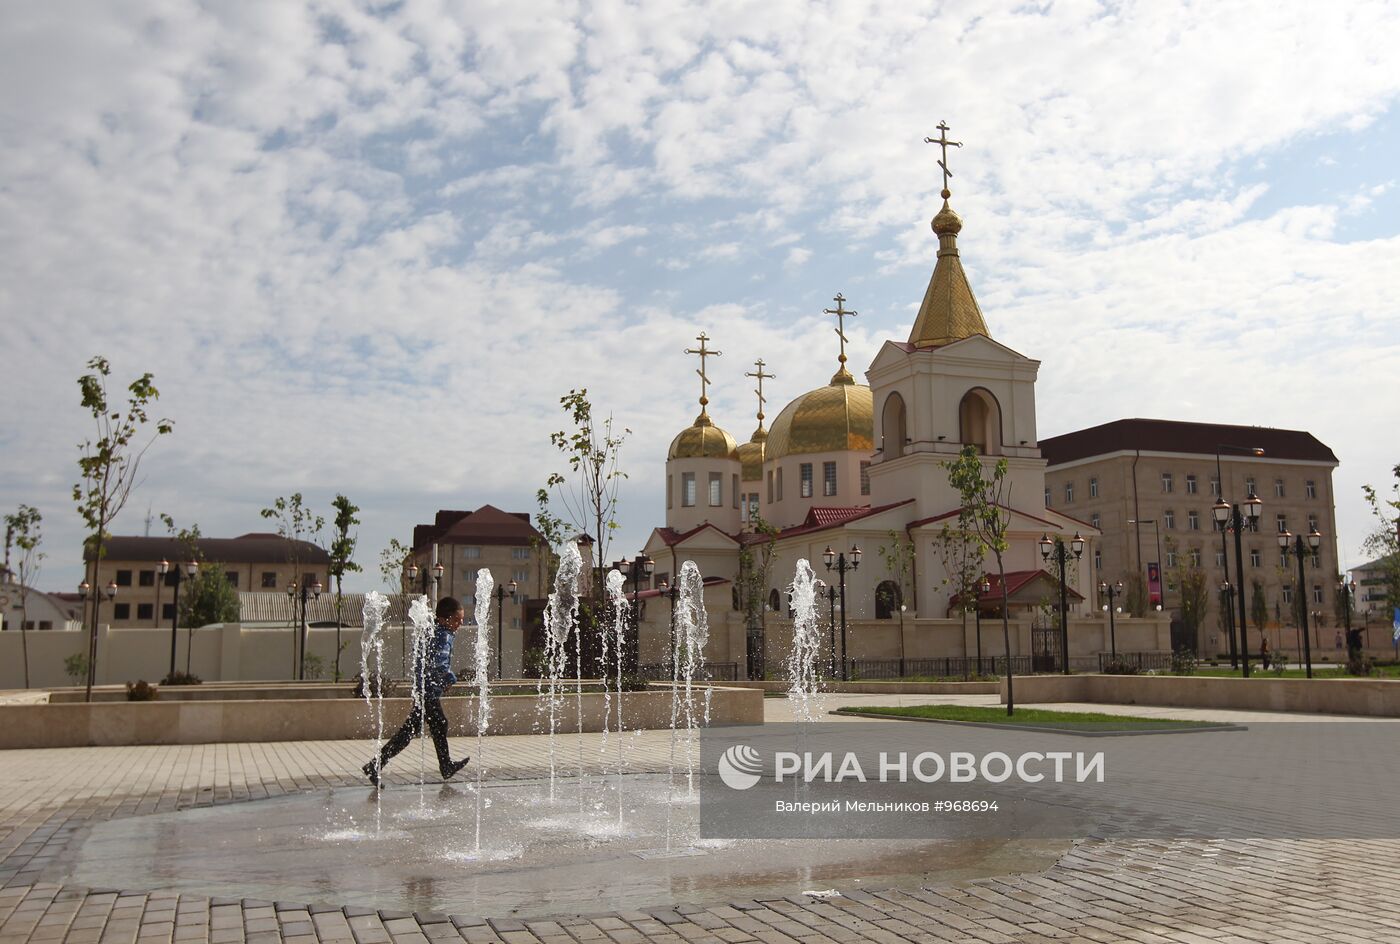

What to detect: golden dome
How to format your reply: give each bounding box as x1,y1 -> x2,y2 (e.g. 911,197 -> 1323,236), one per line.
668,416 -> 740,461
765,381 -> 874,461
737,437 -> 765,481
908,199 -> 988,349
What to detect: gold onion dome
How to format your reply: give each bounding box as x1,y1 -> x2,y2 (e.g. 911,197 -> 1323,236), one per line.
765,379 -> 874,461
737,435 -> 765,481
668,413 -> 739,460
907,190 -> 989,350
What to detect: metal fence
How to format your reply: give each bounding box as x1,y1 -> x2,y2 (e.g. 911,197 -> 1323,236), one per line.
847,656 -> 1036,680
1097,651 -> 1175,672
636,661 -> 740,682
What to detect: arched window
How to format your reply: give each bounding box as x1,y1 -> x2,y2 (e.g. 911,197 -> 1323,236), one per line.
768,588 -> 781,613
958,388 -> 1003,455
875,580 -> 902,619
881,392 -> 907,458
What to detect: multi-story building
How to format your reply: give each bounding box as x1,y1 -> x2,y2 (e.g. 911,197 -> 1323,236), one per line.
1041,419 -> 1339,657
81,533 -> 331,628
1349,556 -> 1397,622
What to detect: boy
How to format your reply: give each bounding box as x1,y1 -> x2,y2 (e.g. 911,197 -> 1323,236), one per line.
363,596 -> 470,785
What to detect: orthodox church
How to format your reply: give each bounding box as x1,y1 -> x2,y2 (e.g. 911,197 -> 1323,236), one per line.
639,133 -> 1108,675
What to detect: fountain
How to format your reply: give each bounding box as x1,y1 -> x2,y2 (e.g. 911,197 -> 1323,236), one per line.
541,542 -> 582,800
670,560 -> 711,798
603,569 -> 628,824
471,568 -> 494,853
360,591 -> 390,830
406,596 -> 435,797
785,560 -> 824,721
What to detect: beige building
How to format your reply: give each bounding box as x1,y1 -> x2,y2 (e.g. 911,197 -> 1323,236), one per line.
1041,419 -> 1340,658
81,533 -> 331,629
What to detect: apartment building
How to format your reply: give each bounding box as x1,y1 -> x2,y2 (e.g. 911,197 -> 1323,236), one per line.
1041,419 -> 1340,656
409,504 -> 549,607
81,533 -> 331,628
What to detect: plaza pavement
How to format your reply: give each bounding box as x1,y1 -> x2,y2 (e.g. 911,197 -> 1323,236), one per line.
1,692 -> 1397,943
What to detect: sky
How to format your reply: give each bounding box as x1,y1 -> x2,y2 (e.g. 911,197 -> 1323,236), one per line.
2,0 -> 1398,594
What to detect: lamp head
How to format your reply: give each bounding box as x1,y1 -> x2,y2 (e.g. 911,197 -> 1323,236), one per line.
1211,498 -> 1231,524
287,581 -> 297,597
158,559 -> 170,575
185,560 -> 198,578
1070,532 -> 1084,558
104,580 -> 117,601
1244,491 -> 1262,521
643,557 -> 655,577
1277,530 -> 1292,550
79,580 -> 91,595
1038,533 -> 1053,560
508,579 -> 518,596
850,545 -> 862,568
1307,525 -> 1321,550
432,562 -> 444,580
406,563 -> 419,581
822,546 -> 835,569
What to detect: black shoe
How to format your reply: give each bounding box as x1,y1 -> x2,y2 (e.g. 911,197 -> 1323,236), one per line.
362,760 -> 382,787
440,757 -> 470,780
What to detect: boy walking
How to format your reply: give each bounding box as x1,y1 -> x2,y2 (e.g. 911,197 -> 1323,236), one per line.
363,596 -> 470,786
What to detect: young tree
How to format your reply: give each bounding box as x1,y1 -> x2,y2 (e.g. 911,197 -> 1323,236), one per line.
1362,464 -> 1400,614
158,514 -> 204,677
73,356 -> 173,700
4,506 -> 44,688
944,445 -> 1017,714
876,528 -> 917,672
1168,539 -> 1211,649
261,493 -> 324,677
929,518 -> 985,672
379,538 -> 413,673
178,562 -> 240,633
328,494 -> 362,682
736,514 -> 779,679
1251,578 -> 1268,638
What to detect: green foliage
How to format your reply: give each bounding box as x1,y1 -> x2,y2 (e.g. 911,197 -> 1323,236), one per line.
4,504 -> 44,688
161,670 -> 202,685
539,389 -> 629,596
522,646 -> 548,678
179,561 -> 240,628
1346,650 -> 1374,676
1251,578 -> 1268,633
1123,570 -> 1148,618
327,494 -> 361,682
126,680 -> 158,701
302,653 -> 325,680
1168,538 -> 1210,639
1101,658 -> 1144,675
1361,464 -> 1400,612
260,493 -> 324,579
737,514 -> 779,634
63,652 -> 88,684
1170,646 -> 1199,676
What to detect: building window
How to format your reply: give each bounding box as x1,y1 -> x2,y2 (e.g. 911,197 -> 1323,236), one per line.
800,463 -> 813,498
116,570 -> 132,586
162,603 -> 175,620
113,603 -> 131,620
261,571 -> 277,588
1279,550 -> 1289,568
512,548 -> 530,560
137,603 -> 153,620
1250,550 -> 1261,567
1307,513 -> 1318,532
1166,550 -> 1177,568
1245,477 -> 1257,496
1276,514 -> 1288,534
1210,477 -> 1221,496
226,571 -> 239,588
1282,586 -> 1293,604
1187,511 -> 1199,530
1044,487 -> 1051,507
1305,480 -> 1316,499
462,547 -> 481,559
766,470 -> 774,504
1310,551 -> 1320,569
1186,548 -> 1198,567
667,474 -> 673,510
1246,517 -> 1259,532
1089,477 -> 1098,498
1313,585 -> 1323,604
1216,551 -> 1225,567
1161,473 -> 1173,493
860,461 -> 871,496
39,621 -> 52,631
777,468 -> 783,501
513,568 -> 528,582
1185,474 -> 1197,494
709,472 -> 722,507
1090,513 -> 1100,529
1064,482 -> 1074,503
303,572 -> 318,586
138,570 -> 155,587
1163,509 -> 1175,529
748,494 -> 759,522
732,474 -> 739,509
682,472 -> 696,507
1093,549 -> 1102,570
1274,478 -> 1285,498
823,462 -> 837,497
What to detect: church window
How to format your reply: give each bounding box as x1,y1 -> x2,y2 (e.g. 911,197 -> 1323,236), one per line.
777,468 -> 783,501
1089,477 -> 1098,498
800,463 -> 813,498
708,472 -> 722,507
823,462 -> 837,497
874,580 -> 901,619
1044,487 -> 1051,507
682,472 -> 696,507
881,393 -> 907,458
667,475 -> 673,510
766,471 -> 773,504
732,474 -> 739,509
860,462 -> 871,496
1064,482 -> 1074,503
958,389 -> 1001,455
768,589 -> 780,612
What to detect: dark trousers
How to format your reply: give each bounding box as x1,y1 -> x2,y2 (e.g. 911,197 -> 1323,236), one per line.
376,694 -> 453,774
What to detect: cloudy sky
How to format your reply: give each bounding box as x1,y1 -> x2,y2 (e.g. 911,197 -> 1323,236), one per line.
2,0 -> 1398,593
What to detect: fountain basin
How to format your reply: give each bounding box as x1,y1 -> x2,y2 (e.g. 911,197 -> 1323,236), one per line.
0,685 -> 764,748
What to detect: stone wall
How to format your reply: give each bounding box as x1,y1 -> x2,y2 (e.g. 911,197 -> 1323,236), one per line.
1003,673 -> 1400,717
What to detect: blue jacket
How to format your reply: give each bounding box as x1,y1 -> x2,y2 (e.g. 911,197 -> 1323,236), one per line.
416,624 -> 458,698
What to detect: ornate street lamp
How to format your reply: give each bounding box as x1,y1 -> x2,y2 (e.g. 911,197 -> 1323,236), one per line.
288,577 -> 323,680
1214,444 -> 1265,666
822,544 -> 861,681
1099,579 -> 1124,659
1214,491 -> 1263,677
160,558 -> 199,678
1278,524 -> 1322,678
1040,532 -> 1084,674
494,578 -> 519,679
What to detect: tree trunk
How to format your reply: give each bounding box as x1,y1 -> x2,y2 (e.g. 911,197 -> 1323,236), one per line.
19,599 -> 30,689
998,555 -> 1013,715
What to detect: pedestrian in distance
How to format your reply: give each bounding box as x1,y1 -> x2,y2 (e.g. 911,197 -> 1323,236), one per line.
363,596 -> 470,786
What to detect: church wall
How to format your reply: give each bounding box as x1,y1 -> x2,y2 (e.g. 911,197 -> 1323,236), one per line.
664,456 -> 743,534
761,450 -> 872,531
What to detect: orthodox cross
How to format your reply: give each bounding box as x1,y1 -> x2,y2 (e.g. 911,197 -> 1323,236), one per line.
923,120 -> 962,198
745,358 -> 775,425
823,293 -> 858,377
684,332 -> 722,414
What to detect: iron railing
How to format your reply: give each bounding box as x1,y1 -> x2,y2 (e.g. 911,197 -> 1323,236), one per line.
636,661 -> 740,682
1097,651 -> 1175,672
847,656 -> 1036,680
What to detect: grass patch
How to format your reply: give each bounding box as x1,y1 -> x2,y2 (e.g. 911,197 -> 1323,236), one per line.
838,703 -> 1220,731
1185,666 -> 1400,680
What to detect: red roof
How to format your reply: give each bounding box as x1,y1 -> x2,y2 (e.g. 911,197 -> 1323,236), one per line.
907,502 -> 1078,533
413,504 -> 542,550
1041,418 -> 1337,466
652,522 -> 739,548
772,500 -> 914,541
636,575 -> 731,599
949,569 -> 1085,607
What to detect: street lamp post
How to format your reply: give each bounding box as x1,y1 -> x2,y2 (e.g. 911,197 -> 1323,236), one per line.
286,577 -> 324,680
1039,532 -> 1085,674
159,559 -> 198,678
77,580 -> 116,691
1214,444 -> 1265,667
817,579 -> 837,678
494,578 -> 518,679
657,578 -> 680,676
613,555 -> 655,674
1278,526 -> 1322,677
822,544 -> 861,681
1213,491 -> 1263,677
1099,580 -> 1124,658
